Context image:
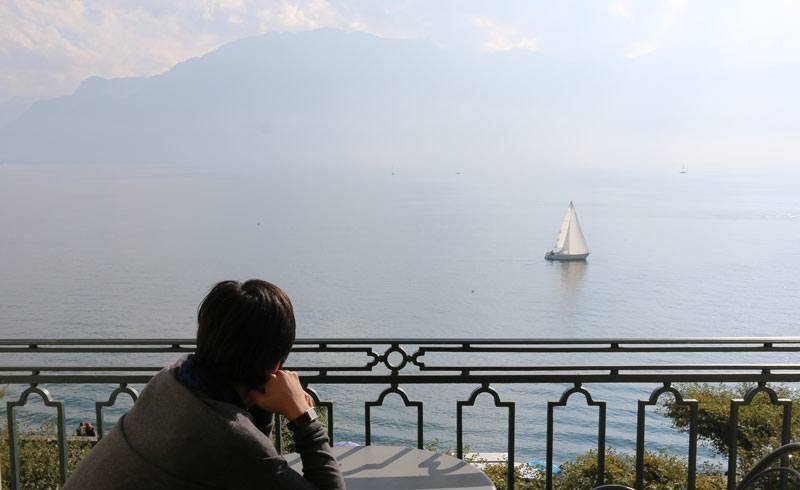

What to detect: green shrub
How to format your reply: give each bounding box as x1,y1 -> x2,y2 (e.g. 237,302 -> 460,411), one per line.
661,383 -> 800,476
481,461 -> 541,489
272,407 -> 329,453
481,449 -> 726,490
0,424 -> 95,489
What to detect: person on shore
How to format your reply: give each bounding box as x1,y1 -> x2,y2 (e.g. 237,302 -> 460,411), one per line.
64,279 -> 344,489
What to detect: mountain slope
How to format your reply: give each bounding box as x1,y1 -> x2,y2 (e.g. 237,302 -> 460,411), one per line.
0,29 -> 500,166
2,28 -> 798,167
0,96 -> 48,130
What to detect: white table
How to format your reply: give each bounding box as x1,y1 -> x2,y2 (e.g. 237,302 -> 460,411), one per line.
286,445 -> 495,490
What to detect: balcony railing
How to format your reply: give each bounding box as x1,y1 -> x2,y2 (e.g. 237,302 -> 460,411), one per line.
2,337 -> 800,489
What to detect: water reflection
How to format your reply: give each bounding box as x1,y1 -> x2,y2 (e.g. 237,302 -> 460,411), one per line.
553,260 -> 587,305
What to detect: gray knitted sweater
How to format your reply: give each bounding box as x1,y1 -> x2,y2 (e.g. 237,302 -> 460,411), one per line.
64,361 -> 344,489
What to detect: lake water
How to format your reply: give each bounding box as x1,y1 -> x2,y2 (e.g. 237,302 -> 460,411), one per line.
1,162 -> 799,464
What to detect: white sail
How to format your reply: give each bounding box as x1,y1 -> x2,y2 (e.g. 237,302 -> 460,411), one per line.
549,202 -> 589,257
553,207 -> 571,252
564,204 -> 589,255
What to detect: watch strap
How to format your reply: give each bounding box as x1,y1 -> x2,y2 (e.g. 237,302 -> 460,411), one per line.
287,408 -> 318,431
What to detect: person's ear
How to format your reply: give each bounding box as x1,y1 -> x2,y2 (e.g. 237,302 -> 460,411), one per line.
272,361 -> 281,373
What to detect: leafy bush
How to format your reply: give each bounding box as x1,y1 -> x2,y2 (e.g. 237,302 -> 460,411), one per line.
0,424 -> 95,489
661,383 -> 800,477
272,407 -> 329,453
481,461 -> 540,490
481,448 -> 726,490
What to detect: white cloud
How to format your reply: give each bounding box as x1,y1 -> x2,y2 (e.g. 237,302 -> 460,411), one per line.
349,20 -> 368,32
613,0 -> 690,59
468,15 -> 539,53
273,5 -> 320,29
610,2 -> 631,18
0,0 -> 375,97
0,1 -> 224,96
5,1 -> 800,98
255,0 -> 349,32
625,41 -> 656,59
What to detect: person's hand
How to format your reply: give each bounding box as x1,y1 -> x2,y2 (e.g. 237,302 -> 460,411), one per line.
248,370 -> 313,421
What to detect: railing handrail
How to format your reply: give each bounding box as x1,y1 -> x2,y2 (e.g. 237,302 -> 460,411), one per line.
3,336 -> 800,490
2,336 -> 800,345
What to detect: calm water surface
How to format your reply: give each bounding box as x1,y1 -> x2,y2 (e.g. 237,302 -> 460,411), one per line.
1,163 -> 799,463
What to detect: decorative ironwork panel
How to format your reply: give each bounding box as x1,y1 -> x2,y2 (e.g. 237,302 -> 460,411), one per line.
95,383 -> 139,440
6,385 -> 68,488
727,383 -> 792,490
379,344 -> 410,373
364,384 -> 423,449
3,338 -> 800,489
456,383 -> 515,490
547,383 -> 607,490
635,383 -> 698,490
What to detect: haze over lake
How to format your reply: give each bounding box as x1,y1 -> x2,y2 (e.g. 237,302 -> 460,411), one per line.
2,162 -> 798,461
2,22 -> 800,467
3,162 -> 798,340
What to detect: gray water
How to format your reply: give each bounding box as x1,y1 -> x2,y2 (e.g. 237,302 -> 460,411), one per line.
1,162 -> 799,463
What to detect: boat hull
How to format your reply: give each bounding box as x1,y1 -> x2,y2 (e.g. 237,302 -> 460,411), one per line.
544,252 -> 589,261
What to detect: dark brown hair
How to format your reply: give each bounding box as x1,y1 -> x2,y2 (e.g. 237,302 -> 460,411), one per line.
195,279 -> 296,388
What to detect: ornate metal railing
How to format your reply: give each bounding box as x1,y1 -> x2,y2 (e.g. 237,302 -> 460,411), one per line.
2,337 -> 800,489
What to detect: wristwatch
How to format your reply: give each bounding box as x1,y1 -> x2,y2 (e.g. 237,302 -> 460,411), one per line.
287,408 -> 319,431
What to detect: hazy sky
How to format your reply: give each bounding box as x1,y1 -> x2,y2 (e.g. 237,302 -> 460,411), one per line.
3,0 -> 800,99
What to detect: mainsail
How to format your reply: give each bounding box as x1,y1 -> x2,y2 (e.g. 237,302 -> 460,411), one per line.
552,202 -> 589,256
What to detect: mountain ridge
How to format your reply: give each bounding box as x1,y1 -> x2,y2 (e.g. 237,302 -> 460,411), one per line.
2,28 -> 798,168
0,29 -> 492,166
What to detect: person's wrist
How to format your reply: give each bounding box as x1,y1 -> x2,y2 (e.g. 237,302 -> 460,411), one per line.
284,401 -> 311,422
287,405 -> 319,431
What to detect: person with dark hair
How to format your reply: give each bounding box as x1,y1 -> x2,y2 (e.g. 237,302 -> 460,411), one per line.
64,279 -> 344,489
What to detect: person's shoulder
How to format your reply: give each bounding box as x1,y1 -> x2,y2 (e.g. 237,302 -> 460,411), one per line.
121,359 -> 203,433
138,357 -> 191,398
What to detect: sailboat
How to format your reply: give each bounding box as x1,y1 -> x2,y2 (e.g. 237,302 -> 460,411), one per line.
545,202 -> 590,261
680,164 -> 688,174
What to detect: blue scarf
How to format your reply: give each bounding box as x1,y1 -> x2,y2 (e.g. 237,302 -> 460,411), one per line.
174,355 -> 275,435
174,355 -> 245,409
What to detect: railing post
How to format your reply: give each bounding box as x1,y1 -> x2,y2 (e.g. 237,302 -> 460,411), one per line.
6,386 -> 68,487
635,399 -> 646,489
727,400 -> 739,490
274,413 -> 283,454
637,384 -> 698,490
728,385 -> 793,490
95,383 -> 139,440
7,402 -> 20,490
457,384 -> 515,490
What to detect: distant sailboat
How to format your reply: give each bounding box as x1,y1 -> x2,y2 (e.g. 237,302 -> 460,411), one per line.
545,202 -> 590,261
680,164 -> 688,174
